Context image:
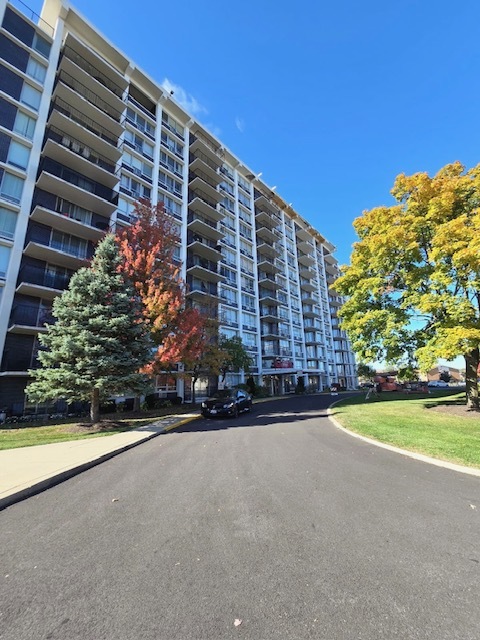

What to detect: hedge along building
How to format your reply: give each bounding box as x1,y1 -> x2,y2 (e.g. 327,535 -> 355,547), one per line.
0,0 -> 357,414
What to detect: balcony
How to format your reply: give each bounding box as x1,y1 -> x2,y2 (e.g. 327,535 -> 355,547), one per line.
61,37 -> 126,101
48,98 -> 121,168
258,272 -> 279,290
256,225 -> 277,244
188,191 -> 222,222
296,225 -> 314,242
188,176 -> 222,204
16,264 -> 71,299
23,236 -> 93,270
8,304 -> 54,335
189,154 -> 222,185
259,290 -> 279,305
254,193 -> 279,217
300,277 -> 317,293
189,133 -> 223,168
261,326 -> 280,338
30,207 -> 108,243
42,127 -> 119,188
298,251 -> 315,268
54,69 -> 123,128
187,234 -> 222,262
257,254 -> 280,274
186,279 -> 220,301
256,237 -> 278,258
186,256 -> 223,282
36,158 -> 117,216
187,212 -> 223,242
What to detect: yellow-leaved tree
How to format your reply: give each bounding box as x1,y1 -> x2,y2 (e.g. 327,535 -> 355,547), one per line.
335,161 -> 480,409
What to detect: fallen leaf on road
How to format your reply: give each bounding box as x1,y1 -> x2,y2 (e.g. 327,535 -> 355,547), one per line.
234,619 -> 242,627
112,498 -> 119,502
470,504 -> 476,510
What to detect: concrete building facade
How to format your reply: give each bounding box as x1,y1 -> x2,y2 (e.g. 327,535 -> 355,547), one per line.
0,0 -> 356,414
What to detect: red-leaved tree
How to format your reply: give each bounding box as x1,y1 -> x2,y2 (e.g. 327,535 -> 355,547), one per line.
116,200 -> 207,383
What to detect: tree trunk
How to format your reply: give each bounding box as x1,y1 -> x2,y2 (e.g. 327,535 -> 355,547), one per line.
464,349 -> 479,410
90,387 -> 100,423
133,396 -> 141,412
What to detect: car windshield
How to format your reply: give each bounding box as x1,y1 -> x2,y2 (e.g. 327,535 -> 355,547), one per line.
211,390 -> 234,399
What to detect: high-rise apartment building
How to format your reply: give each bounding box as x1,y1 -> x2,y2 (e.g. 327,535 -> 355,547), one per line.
0,0 -> 357,414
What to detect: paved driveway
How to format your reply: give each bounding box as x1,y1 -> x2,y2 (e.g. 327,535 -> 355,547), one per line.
1,394 -> 478,639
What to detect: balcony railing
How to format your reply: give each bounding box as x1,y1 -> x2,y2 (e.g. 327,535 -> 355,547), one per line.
38,158 -> 118,204
44,127 -> 118,175
62,46 -> 124,99
10,304 -> 54,329
55,70 -> 123,123
50,97 -> 119,147
18,264 -> 71,291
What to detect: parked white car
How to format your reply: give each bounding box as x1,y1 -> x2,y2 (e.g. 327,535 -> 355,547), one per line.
427,380 -> 449,388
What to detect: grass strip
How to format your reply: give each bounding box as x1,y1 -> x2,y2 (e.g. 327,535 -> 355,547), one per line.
330,391 -> 480,468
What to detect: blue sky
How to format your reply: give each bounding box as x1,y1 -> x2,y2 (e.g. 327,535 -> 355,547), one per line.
28,0 -> 480,267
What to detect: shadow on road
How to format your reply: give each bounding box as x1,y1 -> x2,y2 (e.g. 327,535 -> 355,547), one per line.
165,394 -> 352,434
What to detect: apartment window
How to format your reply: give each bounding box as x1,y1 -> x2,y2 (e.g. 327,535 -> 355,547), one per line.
159,171 -> 182,197
51,230 -> 88,258
161,131 -> 183,157
7,140 -> 30,169
220,196 -> 234,212
221,214 -> 235,231
291,311 -> 301,325
120,174 -> 151,199
238,223 -> 251,240
241,292 -> 255,310
242,311 -> 256,331
0,244 -> 11,278
222,229 -> 236,248
124,130 -> 154,159
240,257 -> 254,276
0,207 -> 16,240
32,33 -> 51,58
220,265 -> 236,285
239,239 -> 253,258
123,152 -> 152,180
220,181 -> 234,196
243,332 -> 256,348
26,57 -> 47,84
13,110 -> 35,139
221,307 -> 238,327
220,327 -> 239,339
241,275 -> 254,293
0,172 -> 24,204
221,287 -> 237,306
160,194 -> 182,219
221,246 -> 236,267
238,176 -> 250,193
20,83 -> 41,111
161,112 -> 184,139
159,150 -> 183,177
238,191 -> 251,208
126,107 -> 155,137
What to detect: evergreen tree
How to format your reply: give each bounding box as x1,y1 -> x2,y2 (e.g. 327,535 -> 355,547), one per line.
26,235 -> 153,423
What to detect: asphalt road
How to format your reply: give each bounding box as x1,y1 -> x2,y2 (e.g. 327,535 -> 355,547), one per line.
1,394 -> 479,640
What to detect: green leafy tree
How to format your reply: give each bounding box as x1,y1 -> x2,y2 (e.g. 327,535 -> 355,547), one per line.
217,335 -> 252,382
356,362 -> 376,382
26,235 -> 153,423
335,162 -> 480,409
440,371 -> 451,383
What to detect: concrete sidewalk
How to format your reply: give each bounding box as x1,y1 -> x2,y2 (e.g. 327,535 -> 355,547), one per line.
0,413 -> 199,511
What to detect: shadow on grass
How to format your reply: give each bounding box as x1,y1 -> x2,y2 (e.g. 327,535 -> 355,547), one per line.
331,390 -> 465,412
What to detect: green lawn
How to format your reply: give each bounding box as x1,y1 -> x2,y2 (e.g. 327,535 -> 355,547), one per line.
0,406 -> 196,451
331,391 -> 480,468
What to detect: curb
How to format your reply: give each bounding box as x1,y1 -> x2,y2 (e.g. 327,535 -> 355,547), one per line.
327,407 -> 480,478
0,414 -> 199,511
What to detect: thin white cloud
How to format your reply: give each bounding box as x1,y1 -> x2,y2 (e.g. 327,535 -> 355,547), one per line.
235,117 -> 245,133
161,78 -> 208,118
